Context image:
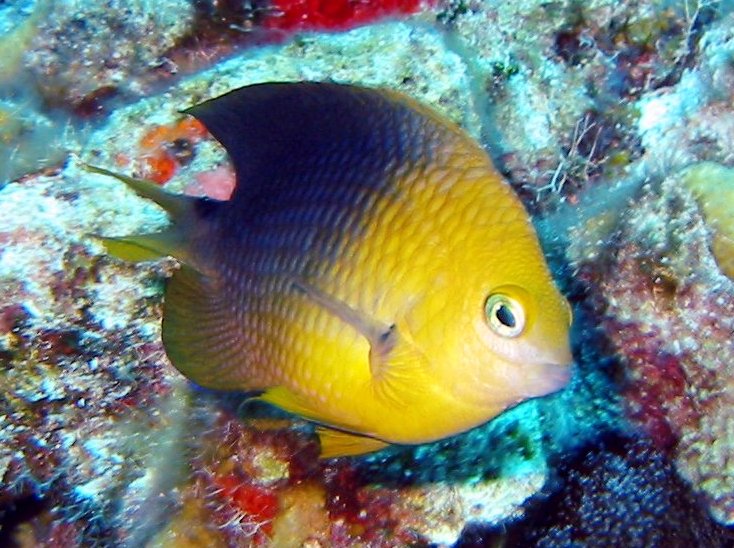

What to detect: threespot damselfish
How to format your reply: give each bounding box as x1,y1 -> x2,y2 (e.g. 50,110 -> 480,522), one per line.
89,82 -> 573,458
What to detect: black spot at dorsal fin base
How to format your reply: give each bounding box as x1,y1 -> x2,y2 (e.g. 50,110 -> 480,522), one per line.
182,81 -> 432,206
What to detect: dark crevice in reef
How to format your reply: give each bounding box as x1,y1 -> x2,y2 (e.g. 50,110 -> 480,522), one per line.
0,494 -> 46,547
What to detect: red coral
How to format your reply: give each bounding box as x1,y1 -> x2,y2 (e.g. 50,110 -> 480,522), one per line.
322,463 -> 421,544
611,321 -> 699,449
213,474 -> 279,534
265,0 -> 430,32
140,151 -> 178,185
0,304 -> 26,335
572,175 -> 734,523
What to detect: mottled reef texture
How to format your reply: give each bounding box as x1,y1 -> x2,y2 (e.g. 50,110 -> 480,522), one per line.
461,434 -> 733,547
2,0 -> 734,545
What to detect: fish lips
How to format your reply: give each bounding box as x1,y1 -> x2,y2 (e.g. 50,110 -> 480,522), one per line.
520,360 -> 573,400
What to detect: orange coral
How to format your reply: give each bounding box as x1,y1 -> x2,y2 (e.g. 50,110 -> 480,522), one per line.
141,151 -> 178,185
139,119 -> 208,150
136,118 -> 209,184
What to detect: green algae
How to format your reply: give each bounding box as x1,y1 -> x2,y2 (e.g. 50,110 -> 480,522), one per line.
681,162 -> 734,279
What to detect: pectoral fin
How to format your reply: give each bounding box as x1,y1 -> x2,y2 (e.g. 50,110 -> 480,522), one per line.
290,278 -> 392,360
316,427 -> 390,458
370,335 -> 430,409
291,278 -> 430,408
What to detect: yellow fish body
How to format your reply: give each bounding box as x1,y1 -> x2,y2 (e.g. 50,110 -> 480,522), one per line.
91,82 -> 573,457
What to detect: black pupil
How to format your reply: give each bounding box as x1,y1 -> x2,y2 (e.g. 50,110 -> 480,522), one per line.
496,304 -> 516,328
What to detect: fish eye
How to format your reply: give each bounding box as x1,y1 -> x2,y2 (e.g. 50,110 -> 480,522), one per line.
485,293 -> 525,338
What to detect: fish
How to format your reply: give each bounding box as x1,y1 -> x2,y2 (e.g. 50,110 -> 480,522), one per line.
88,82 -> 573,458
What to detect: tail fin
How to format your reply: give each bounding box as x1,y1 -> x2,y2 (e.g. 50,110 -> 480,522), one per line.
84,164 -> 214,266
84,164 -> 198,222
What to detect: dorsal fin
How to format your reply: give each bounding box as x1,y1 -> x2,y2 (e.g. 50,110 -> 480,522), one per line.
182,82 -> 441,207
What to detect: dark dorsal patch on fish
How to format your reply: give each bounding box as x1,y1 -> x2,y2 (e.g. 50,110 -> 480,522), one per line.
183,81 -> 445,211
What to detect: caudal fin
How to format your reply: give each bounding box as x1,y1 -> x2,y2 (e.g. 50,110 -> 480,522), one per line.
83,163 -> 217,267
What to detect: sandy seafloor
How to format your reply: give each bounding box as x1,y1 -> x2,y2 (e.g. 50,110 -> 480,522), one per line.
1,0 -> 734,546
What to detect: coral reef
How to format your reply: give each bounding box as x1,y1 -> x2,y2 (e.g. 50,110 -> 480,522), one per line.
437,0 -> 725,214
3,0 -> 734,543
24,0 -> 194,113
681,162 -> 734,279
146,404 -> 551,546
559,9 -> 734,527
568,167 -> 734,525
0,168 -> 186,543
464,434 -> 733,547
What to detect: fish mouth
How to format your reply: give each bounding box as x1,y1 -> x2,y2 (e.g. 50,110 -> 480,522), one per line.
522,361 -> 573,398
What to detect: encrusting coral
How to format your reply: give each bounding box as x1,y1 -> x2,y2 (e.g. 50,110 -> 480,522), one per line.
567,167 -> 734,525
468,434 -> 733,547
681,162 -> 734,279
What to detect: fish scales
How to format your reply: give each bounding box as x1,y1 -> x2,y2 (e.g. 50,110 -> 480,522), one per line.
198,91 -> 447,395
91,82 -> 573,457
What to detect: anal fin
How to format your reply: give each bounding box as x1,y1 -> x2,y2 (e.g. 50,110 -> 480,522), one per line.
259,387 -> 390,458
316,427 -> 390,458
